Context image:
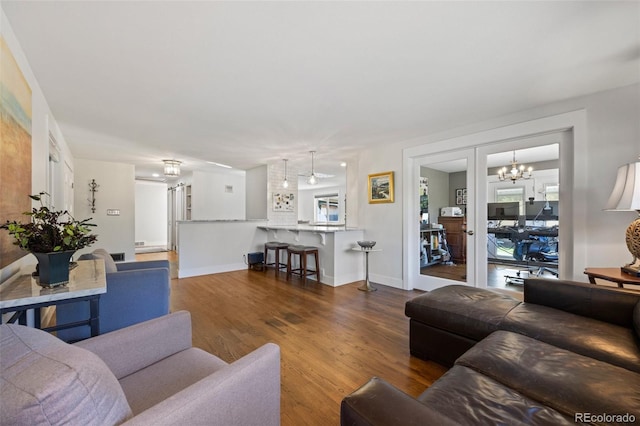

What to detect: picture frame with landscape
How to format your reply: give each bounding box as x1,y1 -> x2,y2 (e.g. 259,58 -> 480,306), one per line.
368,171 -> 394,204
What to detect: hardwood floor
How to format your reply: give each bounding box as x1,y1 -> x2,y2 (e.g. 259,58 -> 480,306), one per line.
137,252 -> 447,425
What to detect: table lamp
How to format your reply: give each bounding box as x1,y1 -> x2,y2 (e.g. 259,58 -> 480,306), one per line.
605,160 -> 640,276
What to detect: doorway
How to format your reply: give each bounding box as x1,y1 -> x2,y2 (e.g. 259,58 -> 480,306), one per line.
403,111 -> 585,291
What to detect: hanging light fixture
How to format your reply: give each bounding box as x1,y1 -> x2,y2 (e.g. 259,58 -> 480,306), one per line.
163,160 -> 181,177
498,151 -> 532,184
308,151 -> 317,185
282,159 -> 289,188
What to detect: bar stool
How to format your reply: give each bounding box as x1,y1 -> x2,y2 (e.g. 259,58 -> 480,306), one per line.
264,242 -> 289,272
287,245 -> 320,284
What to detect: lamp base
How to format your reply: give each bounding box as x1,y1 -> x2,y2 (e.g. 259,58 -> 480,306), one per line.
622,265 -> 640,277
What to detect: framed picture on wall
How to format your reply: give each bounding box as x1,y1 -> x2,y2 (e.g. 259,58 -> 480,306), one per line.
273,193 -> 295,211
456,188 -> 466,205
368,171 -> 394,203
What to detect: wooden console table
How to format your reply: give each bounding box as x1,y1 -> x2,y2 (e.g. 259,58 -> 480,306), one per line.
583,267 -> 640,288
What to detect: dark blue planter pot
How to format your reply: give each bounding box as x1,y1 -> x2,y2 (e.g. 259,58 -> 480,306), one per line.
32,251 -> 76,287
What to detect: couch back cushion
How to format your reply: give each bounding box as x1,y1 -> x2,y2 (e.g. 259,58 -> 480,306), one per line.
1,324 -> 132,425
524,278 -> 640,327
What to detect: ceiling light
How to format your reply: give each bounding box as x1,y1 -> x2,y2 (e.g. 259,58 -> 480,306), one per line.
498,151 -> 532,184
340,162 -> 347,167
282,159 -> 289,189
152,173 -> 160,178
605,160 -> 640,276
163,160 -> 181,177
207,161 -> 232,169
308,151 -> 317,185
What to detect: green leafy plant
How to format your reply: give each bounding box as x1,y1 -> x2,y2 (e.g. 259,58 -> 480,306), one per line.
1,192 -> 97,253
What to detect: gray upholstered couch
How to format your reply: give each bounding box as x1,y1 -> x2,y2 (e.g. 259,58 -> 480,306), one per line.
341,279 -> 640,425
1,311 -> 281,425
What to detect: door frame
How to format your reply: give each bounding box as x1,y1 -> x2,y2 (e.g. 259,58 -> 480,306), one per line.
403,110 -> 587,290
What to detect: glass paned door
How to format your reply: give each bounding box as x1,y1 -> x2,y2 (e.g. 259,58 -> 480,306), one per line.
412,149 -> 475,291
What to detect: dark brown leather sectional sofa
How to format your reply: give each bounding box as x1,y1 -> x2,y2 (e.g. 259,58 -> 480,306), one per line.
341,278 -> 640,425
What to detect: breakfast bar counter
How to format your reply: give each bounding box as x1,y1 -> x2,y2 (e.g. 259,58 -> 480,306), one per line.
258,225 -> 365,286
178,220 -> 366,286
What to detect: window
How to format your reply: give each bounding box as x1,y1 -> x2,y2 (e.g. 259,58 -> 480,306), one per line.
544,183 -> 559,201
495,187 -> 525,214
314,193 -> 341,224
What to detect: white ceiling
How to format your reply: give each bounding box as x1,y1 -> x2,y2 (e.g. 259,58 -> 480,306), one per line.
3,1 -> 639,185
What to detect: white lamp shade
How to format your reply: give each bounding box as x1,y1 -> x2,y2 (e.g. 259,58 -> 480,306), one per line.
605,161 -> 640,211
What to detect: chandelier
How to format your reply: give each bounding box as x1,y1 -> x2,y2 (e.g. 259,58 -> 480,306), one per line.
163,160 -> 181,177
498,151 -> 532,184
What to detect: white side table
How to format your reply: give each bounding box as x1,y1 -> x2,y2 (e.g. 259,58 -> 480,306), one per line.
352,247 -> 382,291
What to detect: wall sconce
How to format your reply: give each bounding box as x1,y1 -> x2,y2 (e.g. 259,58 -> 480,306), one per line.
163,160 -> 181,177
88,179 -> 99,213
282,159 -> 289,188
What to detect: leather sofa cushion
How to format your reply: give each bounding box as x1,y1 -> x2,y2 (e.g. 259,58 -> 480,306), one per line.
417,365 -> 574,425
524,278 -> 640,327
635,302 -> 640,340
0,324 -> 132,425
405,285 -> 521,341
456,331 -> 640,420
501,303 -> 640,373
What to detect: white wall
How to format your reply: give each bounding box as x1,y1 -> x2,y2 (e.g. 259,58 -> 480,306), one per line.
135,181 -> 167,246
0,8 -> 75,282
245,165 -> 268,219
74,159 -> 136,261
191,170 -> 246,220
360,83 -> 640,288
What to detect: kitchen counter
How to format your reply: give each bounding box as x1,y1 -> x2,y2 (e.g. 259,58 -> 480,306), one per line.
177,221 -> 367,287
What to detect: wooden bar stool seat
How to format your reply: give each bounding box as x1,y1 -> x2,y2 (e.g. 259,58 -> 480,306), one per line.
286,245 -> 320,284
264,242 -> 290,272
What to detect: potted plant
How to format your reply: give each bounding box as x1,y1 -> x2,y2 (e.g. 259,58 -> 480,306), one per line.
1,192 -> 98,287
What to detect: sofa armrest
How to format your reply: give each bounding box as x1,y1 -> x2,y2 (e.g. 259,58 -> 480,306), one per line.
122,343 -> 281,426
524,278 -> 640,327
340,377 -> 457,426
116,260 -> 170,271
75,311 -> 192,379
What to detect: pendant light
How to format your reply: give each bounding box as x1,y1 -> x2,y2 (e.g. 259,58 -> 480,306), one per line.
282,159 -> 289,188
308,151 -> 317,185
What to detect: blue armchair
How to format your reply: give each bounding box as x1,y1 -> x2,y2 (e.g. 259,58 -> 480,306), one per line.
56,249 -> 170,342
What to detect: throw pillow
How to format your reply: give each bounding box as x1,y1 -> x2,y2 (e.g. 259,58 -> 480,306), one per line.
92,248 -> 118,273
0,324 -> 132,425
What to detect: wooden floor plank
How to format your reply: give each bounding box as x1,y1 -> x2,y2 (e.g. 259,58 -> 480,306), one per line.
155,256 -> 447,425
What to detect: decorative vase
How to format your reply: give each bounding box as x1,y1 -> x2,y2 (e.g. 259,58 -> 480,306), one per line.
32,251 -> 76,288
